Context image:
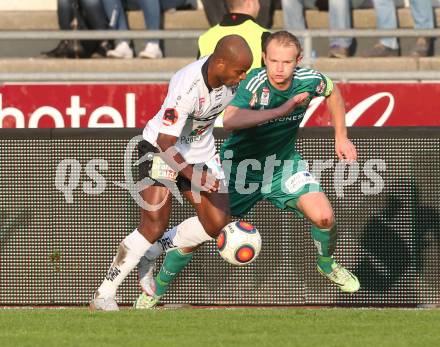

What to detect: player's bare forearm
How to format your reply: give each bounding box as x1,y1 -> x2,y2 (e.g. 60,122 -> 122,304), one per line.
223,92 -> 309,130
326,85 -> 347,140
223,106 -> 283,130
156,133 -> 219,191
326,85 -> 357,161
156,133 -> 194,180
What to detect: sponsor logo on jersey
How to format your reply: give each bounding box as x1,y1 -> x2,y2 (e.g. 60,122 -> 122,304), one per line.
260,111 -> 306,125
162,108 -> 178,126
284,171 -> 318,193
180,135 -> 202,144
260,87 -> 270,106
316,80 -> 325,95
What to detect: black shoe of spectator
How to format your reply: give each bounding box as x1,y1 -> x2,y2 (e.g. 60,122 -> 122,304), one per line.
92,40 -> 115,58
42,40 -> 76,58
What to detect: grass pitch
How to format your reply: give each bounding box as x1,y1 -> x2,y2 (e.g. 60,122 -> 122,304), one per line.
1,307 -> 439,347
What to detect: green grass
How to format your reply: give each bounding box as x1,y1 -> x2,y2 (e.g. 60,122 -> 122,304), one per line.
0,308 -> 439,347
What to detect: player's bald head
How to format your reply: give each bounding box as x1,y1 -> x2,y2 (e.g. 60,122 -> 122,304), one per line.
212,34 -> 253,66
208,35 -> 253,88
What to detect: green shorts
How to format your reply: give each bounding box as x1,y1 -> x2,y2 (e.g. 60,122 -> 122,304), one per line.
226,153 -> 322,217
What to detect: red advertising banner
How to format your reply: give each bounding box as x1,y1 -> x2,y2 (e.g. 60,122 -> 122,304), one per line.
1,83 -> 439,128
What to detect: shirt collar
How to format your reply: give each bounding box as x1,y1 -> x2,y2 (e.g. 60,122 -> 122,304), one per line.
201,56 -> 212,92
220,13 -> 255,26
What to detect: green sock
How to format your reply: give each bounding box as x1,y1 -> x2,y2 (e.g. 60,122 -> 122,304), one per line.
317,255 -> 336,274
311,225 -> 338,274
310,225 -> 338,257
154,248 -> 193,297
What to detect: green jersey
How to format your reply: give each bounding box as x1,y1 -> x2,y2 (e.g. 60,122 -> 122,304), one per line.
221,66 -> 333,165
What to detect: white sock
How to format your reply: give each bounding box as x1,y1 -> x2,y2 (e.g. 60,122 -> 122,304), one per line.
152,216 -> 212,252
138,217 -> 212,290
97,229 -> 152,299
140,217 -> 212,280
172,216 -> 213,247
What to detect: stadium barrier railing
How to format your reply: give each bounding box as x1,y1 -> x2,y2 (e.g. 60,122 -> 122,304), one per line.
0,29 -> 440,81
1,71 -> 440,83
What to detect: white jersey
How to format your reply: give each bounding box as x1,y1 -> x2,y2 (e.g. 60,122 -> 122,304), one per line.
143,56 -> 236,164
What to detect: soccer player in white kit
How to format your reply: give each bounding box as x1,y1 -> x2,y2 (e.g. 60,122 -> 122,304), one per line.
90,35 -> 253,311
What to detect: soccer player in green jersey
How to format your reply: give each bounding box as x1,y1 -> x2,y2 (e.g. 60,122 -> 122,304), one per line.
220,30 -> 359,291
134,31 -> 360,309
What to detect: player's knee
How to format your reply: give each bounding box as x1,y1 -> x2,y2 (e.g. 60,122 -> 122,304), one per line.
203,215 -> 230,238
312,211 -> 335,230
137,222 -> 166,243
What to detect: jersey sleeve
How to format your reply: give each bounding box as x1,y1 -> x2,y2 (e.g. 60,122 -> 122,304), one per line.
229,70 -> 261,110
157,72 -> 197,137
314,72 -> 334,98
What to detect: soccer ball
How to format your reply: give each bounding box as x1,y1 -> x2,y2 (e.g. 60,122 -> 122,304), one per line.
216,221 -> 262,266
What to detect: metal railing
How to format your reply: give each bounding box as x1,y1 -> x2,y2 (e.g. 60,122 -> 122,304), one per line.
1,71 -> 440,83
0,29 -> 439,82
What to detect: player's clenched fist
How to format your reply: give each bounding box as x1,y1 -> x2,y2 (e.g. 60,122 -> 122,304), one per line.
278,92 -> 310,116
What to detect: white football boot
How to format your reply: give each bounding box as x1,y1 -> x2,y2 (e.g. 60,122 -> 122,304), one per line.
89,292 -> 119,311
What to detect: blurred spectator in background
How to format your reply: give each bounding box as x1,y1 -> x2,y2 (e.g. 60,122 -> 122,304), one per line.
200,0 -> 228,26
201,0 -> 276,28
281,0 -> 353,58
104,0 -> 197,59
364,0 -> 434,57
198,0 -> 270,69
280,0 -> 306,36
256,0 -> 278,28
103,0 -> 163,59
328,0 -> 352,58
42,0 -> 110,58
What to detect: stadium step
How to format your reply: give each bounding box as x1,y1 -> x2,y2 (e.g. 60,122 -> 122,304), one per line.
0,57 -> 194,73
1,57 -> 439,75
1,8 -> 440,30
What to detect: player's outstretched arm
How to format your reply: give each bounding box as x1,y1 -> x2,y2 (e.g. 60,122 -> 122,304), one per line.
156,133 -> 219,192
223,92 -> 309,130
326,85 -> 357,161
